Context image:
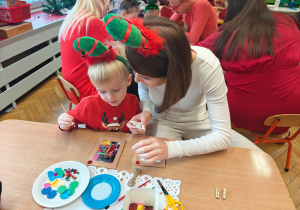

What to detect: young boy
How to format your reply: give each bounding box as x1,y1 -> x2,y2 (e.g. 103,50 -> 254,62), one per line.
58,37 -> 140,133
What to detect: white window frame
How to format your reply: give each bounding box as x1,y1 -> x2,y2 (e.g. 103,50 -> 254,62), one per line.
27,0 -> 47,12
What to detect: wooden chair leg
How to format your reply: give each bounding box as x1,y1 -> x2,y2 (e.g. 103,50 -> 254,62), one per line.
69,101 -> 72,111
285,141 -> 293,172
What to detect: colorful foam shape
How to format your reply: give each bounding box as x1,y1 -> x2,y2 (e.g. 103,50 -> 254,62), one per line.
47,171 -> 56,182
57,185 -> 67,194
69,181 -> 79,189
44,183 -> 51,189
60,190 -> 71,199
47,190 -> 57,199
41,187 -> 52,195
55,168 -> 64,178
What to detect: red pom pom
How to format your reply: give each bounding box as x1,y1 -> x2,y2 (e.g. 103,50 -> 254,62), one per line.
129,18 -> 164,57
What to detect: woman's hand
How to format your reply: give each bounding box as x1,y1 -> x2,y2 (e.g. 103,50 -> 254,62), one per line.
132,137 -> 168,163
127,111 -> 152,135
58,113 -> 74,130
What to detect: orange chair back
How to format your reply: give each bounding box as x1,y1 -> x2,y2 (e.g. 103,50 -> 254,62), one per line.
57,75 -> 80,110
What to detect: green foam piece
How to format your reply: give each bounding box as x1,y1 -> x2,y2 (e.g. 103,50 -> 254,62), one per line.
57,185 -> 67,194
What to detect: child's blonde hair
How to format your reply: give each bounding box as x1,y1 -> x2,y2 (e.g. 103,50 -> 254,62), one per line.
59,0 -> 108,41
88,44 -> 130,84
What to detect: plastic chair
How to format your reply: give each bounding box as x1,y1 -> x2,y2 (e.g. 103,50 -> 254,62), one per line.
251,114 -> 300,172
56,75 -> 80,111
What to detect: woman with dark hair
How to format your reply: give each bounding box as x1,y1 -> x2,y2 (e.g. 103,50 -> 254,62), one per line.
198,0 -> 300,134
103,14 -> 259,162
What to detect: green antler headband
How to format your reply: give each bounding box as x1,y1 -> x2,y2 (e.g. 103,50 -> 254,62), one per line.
103,13 -> 166,58
73,36 -> 130,71
130,0 -> 141,6
145,0 -> 159,12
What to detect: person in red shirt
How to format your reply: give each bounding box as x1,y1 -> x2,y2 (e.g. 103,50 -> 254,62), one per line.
198,0 -> 300,134
169,0 -> 218,44
58,38 -> 141,133
59,0 -> 111,103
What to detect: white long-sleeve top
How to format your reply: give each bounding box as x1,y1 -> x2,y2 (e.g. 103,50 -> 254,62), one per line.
139,46 -> 232,158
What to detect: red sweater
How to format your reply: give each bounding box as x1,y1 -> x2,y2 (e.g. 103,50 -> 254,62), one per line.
60,18 -> 110,102
198,13 -> 300,133
170,0 -> 218,43
67,94 -> 141,133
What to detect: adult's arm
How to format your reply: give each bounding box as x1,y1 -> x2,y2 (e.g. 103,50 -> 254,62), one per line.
138,82 -> 153,113
167,58 -> 231,158
170,12 -> 183,23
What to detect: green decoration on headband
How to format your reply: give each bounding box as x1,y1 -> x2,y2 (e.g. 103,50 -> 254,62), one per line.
73,36 -> 131,72
130,0 -> 141,6
73,37 -> 109,57
103,13 -> 165,58
144,0 -> 159,12
103,13 -> 147,48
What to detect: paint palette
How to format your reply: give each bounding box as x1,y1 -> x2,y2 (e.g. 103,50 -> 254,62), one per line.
81,174 -> 121,209
32,161 -> 90,208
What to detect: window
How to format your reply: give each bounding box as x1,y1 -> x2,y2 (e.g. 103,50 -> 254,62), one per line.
27,0 -> 47,11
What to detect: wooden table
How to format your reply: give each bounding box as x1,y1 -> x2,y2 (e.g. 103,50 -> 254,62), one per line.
0,120 -> 295,209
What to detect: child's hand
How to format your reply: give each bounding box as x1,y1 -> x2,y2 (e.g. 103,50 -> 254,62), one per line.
58,113 -> 74,130
132,137 -> 168,163
127,111 -> 152,135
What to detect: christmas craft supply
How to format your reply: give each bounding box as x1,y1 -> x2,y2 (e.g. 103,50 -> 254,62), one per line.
61,103 -> 75,127
130,121 -> 146,132
32,161 -> 89,208
157,180 -> 183,210
105,179 -> 151,209
216,188 -> 220,199
127,168 -> 142,187
223,188 -> 226,200
81,174 -> 121,209
103,13 -> 165,58
87,136 -> 127,169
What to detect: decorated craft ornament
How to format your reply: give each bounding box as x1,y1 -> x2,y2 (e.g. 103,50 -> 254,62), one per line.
103,13 -> 165,58
73,37 -> 130,71
144,0 -> 159,12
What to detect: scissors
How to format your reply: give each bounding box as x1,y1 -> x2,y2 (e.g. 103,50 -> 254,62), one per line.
157,180 -> 183,210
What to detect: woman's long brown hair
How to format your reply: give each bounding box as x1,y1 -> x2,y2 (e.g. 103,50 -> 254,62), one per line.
212,0 -> 300,61
125,16 -> 192,113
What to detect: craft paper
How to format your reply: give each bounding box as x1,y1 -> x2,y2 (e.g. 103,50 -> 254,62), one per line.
87,136 -> 126,169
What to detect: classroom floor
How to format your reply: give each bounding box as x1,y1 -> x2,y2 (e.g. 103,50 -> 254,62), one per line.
0,73 -> 300,209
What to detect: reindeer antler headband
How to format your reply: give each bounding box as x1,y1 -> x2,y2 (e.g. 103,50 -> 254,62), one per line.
103,13 -> 166,58
73,36 -> 130,71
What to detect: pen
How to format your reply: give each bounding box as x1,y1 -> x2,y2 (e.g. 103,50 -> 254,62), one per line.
61,103 -> 75,127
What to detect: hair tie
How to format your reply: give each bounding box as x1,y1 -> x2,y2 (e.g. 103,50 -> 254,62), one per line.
103,13 -> 165,58
73,36 -> 130,71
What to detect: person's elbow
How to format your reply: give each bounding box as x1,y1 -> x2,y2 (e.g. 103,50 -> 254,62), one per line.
220,129 -> 232,149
